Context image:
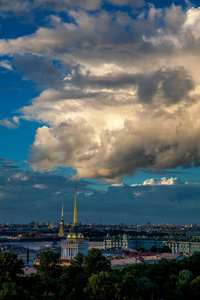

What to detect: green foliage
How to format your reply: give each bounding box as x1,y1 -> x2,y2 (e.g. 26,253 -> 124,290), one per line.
59,264 -> 87,300
83,248 -> 111,275
72,252 -> 84,267
183,252 -> 200,277
84,271 -> 121,300
34,250 -> 62,278
191,275 -> 200,288
4,247 -> 200,300
20,273 -> 48,299
136,247 -> 145,252
179,269 -> 193,282
148,245 -> 158,252
120,273 -> 138,299
0,251 -> 24,285
138,276 -> 150,287
0,282 -> 31,300
137,277 -> 158,300
160,245 -> 172,253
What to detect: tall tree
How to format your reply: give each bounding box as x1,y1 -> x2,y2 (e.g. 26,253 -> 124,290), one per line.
0,282 -> 31,300
83,249 -> 111,275
34,251 -> 62,278
0,252 -> 24,286
72,252 -> 84,267
84,271 -> 120,300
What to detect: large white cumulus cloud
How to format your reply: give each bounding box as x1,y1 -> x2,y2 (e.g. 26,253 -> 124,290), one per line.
1,3 -> 200,181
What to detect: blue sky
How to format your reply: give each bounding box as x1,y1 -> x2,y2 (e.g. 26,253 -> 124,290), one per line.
1,0 -> 200,224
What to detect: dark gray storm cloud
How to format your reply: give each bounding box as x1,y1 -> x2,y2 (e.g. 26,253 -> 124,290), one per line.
78,184 -> 200,224
0,158 -> 19,170
71,66 -> 194,106
137,66 -> 194,105
0,159 -> 89,223
12,55 -> 65,89
0,159 -> 200,224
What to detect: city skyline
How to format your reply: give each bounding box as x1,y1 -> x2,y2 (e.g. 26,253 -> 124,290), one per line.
1,0 -> 200,224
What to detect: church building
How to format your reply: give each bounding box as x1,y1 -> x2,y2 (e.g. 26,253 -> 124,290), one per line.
61,187 -> 89,265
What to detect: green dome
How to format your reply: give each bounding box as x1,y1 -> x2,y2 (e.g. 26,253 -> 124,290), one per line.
67,232 -> 84,239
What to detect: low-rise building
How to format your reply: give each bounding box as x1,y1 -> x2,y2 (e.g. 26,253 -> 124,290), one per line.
104,234 -> 200,254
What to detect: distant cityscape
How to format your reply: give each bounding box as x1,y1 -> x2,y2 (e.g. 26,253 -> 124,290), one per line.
0,221 -> 200,238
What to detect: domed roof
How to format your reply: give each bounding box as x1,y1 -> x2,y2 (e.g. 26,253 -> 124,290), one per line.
67,232 -> 84,239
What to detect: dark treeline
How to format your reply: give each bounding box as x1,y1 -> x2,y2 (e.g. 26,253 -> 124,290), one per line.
1,249 -> 200,299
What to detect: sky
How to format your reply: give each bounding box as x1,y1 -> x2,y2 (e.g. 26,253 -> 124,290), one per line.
1,0 -> 200,225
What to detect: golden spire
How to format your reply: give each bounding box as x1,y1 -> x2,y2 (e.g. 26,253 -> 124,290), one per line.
73,187 -> 78,226
61,202 -> 64,220
58,201 -> 65,237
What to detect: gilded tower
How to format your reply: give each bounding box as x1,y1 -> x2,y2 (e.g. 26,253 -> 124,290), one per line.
71,186 -> 78,232
58,202 -> 65,237
61,187 -> 89,264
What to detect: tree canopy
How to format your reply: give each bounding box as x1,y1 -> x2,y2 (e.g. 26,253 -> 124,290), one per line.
2,249 -> 200,299
0,251 -> 24,285
34,250 -> 62,278
83,248 -> 111,275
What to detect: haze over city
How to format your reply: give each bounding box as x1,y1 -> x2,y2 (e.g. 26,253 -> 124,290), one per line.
1,0 -> 200,224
